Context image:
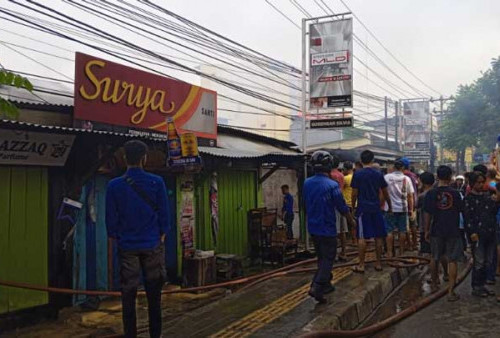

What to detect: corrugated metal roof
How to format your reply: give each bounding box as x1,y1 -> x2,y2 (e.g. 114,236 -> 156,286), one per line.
198,146 -> 302,159
0,119 -> 303,160
0,78 -> 74,106
0,119 -> 167,140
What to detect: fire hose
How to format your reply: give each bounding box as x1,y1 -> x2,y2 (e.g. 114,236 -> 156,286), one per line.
302,258 -> 473,338
0,253 -> 465,338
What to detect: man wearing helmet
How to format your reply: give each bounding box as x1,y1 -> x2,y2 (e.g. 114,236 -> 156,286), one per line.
304,150 -> 356,303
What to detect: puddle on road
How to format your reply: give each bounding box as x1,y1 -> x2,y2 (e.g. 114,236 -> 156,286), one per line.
363,266 -> 437,338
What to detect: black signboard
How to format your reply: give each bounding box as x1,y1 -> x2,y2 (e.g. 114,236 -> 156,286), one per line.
327,95 -> 352,108
310,117 -> 353,129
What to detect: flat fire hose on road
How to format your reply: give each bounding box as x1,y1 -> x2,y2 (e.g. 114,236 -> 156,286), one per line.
302,258 -> 473,338
1,253 -> 456,338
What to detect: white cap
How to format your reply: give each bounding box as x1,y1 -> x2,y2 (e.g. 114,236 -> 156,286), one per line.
456,175 -> 465,180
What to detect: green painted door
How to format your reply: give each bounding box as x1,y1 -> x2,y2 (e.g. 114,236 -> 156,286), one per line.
0,167 -> 48,314
217,170 -> 257,256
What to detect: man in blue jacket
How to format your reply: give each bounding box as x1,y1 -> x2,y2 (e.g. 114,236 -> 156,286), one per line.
106,140 -> 170,338
304,151 -> 355,303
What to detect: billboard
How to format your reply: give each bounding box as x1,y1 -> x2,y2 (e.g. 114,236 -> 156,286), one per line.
403,100 -> 430,161
74,52 -> 217,146
309,18 -> 353,109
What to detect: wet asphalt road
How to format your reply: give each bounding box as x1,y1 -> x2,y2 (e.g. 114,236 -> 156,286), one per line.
376,272 -> 500,338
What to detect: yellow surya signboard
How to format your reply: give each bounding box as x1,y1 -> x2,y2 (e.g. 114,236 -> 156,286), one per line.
74,52 -> 217,146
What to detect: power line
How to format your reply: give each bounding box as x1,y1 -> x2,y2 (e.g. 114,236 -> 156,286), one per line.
338,0 -> 441,96
289,0 -> 312,18
0,42 -> 72,80
4,1 -> 299,113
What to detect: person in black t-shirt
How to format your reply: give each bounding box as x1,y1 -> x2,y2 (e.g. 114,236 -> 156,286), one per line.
464,171 -> 500,297
424,165 -> 464,302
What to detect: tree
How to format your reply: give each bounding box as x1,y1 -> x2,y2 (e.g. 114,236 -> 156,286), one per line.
440,57 -> 500,169
0,69 -> 34,119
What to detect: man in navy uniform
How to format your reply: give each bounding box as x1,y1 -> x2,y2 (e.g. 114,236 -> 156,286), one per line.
303,150 -> 355,303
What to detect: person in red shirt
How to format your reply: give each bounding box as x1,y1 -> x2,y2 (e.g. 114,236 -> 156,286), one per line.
330,155 -> 347,260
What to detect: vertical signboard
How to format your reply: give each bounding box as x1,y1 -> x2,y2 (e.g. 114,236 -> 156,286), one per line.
179,176 -> 195,257
309,18 -> 353,109
403,100 -> 430,162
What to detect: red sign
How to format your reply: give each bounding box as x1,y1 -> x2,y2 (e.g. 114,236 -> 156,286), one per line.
74,53 -> 217,142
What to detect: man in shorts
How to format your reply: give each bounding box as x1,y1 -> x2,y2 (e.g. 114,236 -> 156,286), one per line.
384,159 -> 414,257
424,165 -> 464,302
352,150 -> 392,273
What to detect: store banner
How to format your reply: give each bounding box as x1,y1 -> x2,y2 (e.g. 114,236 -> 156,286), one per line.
209,172 -> 219,247
0,129 -> 75,166
74,52 -> 217,145
309,18 -> 353,109
179,176 -> 195,258
403,100 -> 430,161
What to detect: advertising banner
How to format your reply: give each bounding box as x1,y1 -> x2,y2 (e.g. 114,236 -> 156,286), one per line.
0,129 -> 75,166
179,176 -> 195,258
403,100 -> 430,161
74,52 -> 217,146
309,18 -> 353,109
209,172 -> 219,247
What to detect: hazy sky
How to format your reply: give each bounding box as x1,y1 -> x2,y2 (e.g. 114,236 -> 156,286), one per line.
163,0 -> 500,97
1,0 -> 500,104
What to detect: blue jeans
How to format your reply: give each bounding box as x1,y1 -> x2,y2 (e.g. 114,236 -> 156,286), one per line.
311,235 -> 337,296
472,236 -> 496,289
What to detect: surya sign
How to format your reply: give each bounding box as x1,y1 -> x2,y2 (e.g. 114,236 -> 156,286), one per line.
74,52 -> 217,144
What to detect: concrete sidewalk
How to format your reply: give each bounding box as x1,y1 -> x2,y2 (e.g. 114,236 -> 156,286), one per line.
157,254 -> 417,338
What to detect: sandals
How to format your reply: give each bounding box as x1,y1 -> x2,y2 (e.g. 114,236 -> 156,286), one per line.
483,288 -> 495,296
352,266 -> 365,274
447,293 -> 461,302
472,289 -> 488,298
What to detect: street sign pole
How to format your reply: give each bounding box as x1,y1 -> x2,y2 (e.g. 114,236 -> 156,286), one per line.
301,18 -> 309,251
301,12 -> 352,252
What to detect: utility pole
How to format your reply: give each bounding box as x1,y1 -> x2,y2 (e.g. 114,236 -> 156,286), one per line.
430,108 -> 436,172
394,100 -> 399,150
430,95 -> 454,166
301,18 -> 308,251
384,96 -> 388,148
439,95 -> 444,164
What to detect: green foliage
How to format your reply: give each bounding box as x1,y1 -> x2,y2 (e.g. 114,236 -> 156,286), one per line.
440,57 -> 500,152
0,69 -> 34,119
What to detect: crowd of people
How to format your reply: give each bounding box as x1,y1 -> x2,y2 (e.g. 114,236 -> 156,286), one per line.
304,149 -> 500,304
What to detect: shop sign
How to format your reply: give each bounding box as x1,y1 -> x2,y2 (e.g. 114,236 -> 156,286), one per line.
0,129 -> 74,166
310,117 -> 353,129
309,18 -> 353,109
74,52 -> 217,146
